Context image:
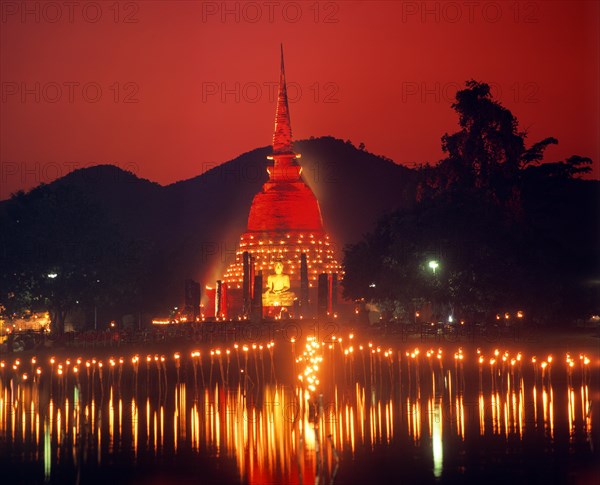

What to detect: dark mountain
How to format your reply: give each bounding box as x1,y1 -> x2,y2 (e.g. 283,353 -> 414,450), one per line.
50,164 -> 168,242
1,137 -> 417,308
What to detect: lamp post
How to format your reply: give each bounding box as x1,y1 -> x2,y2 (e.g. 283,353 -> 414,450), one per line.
427,260 -> 440,326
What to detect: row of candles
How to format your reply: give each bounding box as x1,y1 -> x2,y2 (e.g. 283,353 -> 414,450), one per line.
0,341 -> 278,388
0,337 -> 594,392
288,333 -> 595,403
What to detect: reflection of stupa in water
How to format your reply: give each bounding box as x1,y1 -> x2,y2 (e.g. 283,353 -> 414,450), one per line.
207,47 -> 341,319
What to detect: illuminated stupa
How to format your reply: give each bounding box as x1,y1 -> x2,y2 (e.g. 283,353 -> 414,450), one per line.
219,47 -> 341,317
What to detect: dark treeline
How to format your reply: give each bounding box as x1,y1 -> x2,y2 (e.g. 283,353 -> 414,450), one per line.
342,81 -> 598,325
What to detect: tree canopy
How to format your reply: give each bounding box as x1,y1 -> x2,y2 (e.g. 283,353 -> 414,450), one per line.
343,81 -> 598,324
0,184 -> 145,334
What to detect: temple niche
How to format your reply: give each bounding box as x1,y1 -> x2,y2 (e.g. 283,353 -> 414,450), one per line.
207,47 -> 342,319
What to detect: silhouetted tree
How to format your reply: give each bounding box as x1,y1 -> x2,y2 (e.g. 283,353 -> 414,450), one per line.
420,81 -> 583,207
344,80 -> 597,324
0,184 -> 142,335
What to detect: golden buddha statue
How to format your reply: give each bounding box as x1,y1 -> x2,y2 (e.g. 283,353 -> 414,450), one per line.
263,261 -> 296,307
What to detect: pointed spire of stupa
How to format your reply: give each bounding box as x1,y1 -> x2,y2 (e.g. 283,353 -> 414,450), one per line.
273,44 -> 293,154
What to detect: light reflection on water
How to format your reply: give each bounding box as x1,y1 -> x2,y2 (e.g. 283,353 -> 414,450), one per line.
0,343 -> 597,484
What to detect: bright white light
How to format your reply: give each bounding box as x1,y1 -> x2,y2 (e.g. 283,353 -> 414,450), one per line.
47,273 -> 57,279
369,283 -> 376,288
428,260 -> 439,274
448,315 -> 453,323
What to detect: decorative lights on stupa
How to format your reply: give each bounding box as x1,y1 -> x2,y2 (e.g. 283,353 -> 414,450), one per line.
221,46 -> 341,315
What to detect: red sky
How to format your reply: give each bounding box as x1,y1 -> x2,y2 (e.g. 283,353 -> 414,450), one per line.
1,0 -> 599,199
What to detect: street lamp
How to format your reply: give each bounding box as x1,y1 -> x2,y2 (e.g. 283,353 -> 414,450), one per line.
428,260 -> 439,274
